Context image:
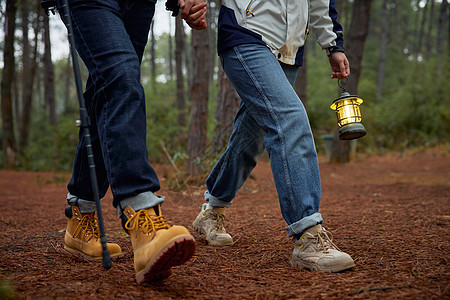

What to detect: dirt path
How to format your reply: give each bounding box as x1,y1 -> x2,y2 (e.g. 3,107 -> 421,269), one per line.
0,147 -> 449,299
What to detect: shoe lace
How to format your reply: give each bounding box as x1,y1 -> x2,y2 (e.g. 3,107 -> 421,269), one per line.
124,209 -> 170,234
73,213 -> 100,242
313,228 -> 341,253
211,211 -> 227,233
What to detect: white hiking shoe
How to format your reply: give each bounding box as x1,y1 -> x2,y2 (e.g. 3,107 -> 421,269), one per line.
290,224 -> 355,273
193,203 -> 233,246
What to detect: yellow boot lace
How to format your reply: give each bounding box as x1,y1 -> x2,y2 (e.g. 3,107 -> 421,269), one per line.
73,213 -> 100,242
124,209 -> 170,234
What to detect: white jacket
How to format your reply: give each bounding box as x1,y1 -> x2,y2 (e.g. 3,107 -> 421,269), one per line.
218,0 -> 344,66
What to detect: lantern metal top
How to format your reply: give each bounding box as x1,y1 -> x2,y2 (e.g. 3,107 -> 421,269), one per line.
330,92 -> 363,111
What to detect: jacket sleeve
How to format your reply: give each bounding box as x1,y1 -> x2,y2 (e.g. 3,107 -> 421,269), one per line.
309,0 -> 344,49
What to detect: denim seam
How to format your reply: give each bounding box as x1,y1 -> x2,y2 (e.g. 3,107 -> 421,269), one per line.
233,46 -> 299,221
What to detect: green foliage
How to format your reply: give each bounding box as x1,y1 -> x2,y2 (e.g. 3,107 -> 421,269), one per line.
0,278 -> 16,299
306,1 -> 450,154
144,79 -> 187,163
21,108 -> 78,172
363,56 -> 450,151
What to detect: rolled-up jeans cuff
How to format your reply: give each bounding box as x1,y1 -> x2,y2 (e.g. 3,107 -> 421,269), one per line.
116,191 -> 164,217
285,212 -> 323,237
67,193 -> 97,214
204,191 -> 232,208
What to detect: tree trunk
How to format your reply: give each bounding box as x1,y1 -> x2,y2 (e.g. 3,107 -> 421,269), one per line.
175,15 -> 186,127
207,0 -> 217,85
425,0 -> 435,61
150,22 -> 156,90
341,0 -> 372,95
1,0 -> 18,168
63,55 -> 72,113
330,0 -> 372,164
43,12 -> 56,126
184,28 -> 193,94
436,0 -> 448,74
211,64 -> 239,153
187,29 -> 210,175
376,0 -> 388,103
412,0 -> 421,54
43,10 -> 58,171
19,3 -> 40,152
20,0 -> 30,137
168,15 -> 174,80
416,0 -> 429,59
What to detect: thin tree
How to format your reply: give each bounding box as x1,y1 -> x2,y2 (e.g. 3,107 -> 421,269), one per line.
175,15 -> 186,127
377,0 -> 389,103
416,0 -> 429,59
436,0 -> 448,74
1,0 -> 18,168
187,28 -> 210,175
207,0 -> 217,85
184,27 -> 193,94
168,15 -> 174,80
330,0 -> 372,163
43,11 -> 55,126
210,0 -> 238,154
425,0 -> 435,61
19,2 -> 41,152
211,64 -> 239,153
43,9 -> 57,170
63,55 -> 73,113
150,22 -> 156,90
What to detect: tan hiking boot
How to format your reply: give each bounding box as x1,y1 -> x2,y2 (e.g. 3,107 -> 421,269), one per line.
290,224 -> 355,273
123,205 -> 196,284
64,205 -> 123,259
192,203 -> 233,246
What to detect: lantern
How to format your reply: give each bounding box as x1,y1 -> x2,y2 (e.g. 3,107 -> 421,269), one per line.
330,82 -> 366,140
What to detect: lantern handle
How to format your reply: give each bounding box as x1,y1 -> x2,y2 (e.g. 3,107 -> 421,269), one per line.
337,78 -> 349,93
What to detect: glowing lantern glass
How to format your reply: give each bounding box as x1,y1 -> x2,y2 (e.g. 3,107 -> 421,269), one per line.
330,89 -> 367,140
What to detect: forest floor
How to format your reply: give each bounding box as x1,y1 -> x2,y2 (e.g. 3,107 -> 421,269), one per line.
0,146 -> 449,299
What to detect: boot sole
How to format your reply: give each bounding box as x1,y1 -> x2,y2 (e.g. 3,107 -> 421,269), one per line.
63,245 -> 123,260
290,257 -> 356,273
136,234 -> 196,284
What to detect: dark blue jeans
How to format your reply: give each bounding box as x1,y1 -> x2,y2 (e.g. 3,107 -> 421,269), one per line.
58,0 -> 163,213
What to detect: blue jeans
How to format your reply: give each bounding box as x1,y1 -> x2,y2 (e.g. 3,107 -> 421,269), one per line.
58,0 -> 163,215
205,44 -> 323,237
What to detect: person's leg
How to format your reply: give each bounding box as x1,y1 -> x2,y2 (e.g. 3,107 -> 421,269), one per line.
206,101 -> 266,206
61,0 -> 161,212
193,101 -> 265,245
194,46 -> 319,245
217,44 -> 354,272
204,61 -> 303,208
59,0 -> 196,281
215,44 -> 323,236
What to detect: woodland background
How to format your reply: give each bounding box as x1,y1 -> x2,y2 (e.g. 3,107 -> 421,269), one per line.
0,0 -> 449,175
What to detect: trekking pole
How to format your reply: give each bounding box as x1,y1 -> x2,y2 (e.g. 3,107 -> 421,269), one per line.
41,0 -> 112,269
